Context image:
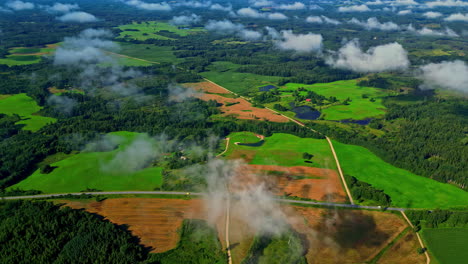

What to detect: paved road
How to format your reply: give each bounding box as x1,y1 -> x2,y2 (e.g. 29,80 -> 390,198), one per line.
1,191 -> 405,211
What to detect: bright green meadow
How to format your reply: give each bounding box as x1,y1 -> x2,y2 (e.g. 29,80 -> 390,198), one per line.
282,80 -> 390,120
200,61 -> 281,94
225,132 -> 336,169
422,228 -> 468,264
0,93 -> 56,131
332,140 -> 468,208
11,131 -> 163,193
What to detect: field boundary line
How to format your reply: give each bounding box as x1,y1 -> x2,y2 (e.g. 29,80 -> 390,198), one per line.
326,137 -> 354,205
106,51 -> 161,64
216,138 -> 230,157
401,211 -> 431,264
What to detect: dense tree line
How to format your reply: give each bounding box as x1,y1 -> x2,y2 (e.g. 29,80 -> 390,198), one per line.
347,175 -> 392,206
406,209 -> 468,230
0,200 -> 148,263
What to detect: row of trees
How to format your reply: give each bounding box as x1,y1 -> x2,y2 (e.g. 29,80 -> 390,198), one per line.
347,175 -> 392,206
406,209 -> 468,230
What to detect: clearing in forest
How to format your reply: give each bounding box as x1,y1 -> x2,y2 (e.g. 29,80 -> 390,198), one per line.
0,44 -> 58,66
199,61 -> 282,94
276,80 -> 390,121
186,81 -> 289,122
224,132 -> 336,169
116,21 -> 205,41
0,93 -> 57,131
10,131 -> 163,193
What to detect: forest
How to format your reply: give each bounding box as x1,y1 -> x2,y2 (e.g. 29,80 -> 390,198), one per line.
0,200 -> 149,263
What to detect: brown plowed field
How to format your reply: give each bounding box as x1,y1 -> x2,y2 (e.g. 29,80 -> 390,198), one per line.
65,198 -> 208,253
185,81 -> 289,123
186,81 -> 231,94
248,165 -> 347,202
377,230 -> 426,264
289,206 -> 409,264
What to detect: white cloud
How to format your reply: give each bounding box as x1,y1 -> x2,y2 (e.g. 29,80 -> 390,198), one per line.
57,11 -> 98,23
327,40 -> 410,73
237,7 -> 287,20
349,17 -> 400,31
306,15 -> 341,25
407,24 -> 459,37
267,12 -> 288,20
238,7 -> 263,18
205,20 -> 262,41
249,0 -> 273,7
366,0 -> 385,5
210,3 -> 232,12
276,2 -> 306,10
175,1 -> 211,8
238,29 -> 263,40
122,0 -> 172,11
45,3 -> 79,13
54,29 -> 144,97
398,10 -> 412,15
272,29 -> 323,53
338,5 -> 371,12
445,13 -> 468,22
170,14 -> 201,25
419,60 -> 468,93
425,0 -> 468,7
309,4 -> 323,10
6,0 -> 34,10
423,11 -> 442,18
391,0 -> 419,5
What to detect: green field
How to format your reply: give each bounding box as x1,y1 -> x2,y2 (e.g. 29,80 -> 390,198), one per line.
422,228 -> 468,264
200,61 -> 282,94
0,45 -> 57,66
332,140 -> 468,208
116,21 -> 205,40
0,55 -> 42,66
0,93 -> 56,131
225,132 -> 336,169
117,43 -> 183,64
10,131 -> 163,193
281,80 -> 390,120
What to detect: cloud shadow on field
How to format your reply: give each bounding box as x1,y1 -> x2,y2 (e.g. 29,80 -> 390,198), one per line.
315,209 -> 389,249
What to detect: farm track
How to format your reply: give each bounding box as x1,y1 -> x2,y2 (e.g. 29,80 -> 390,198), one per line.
401,211 -> 431,264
